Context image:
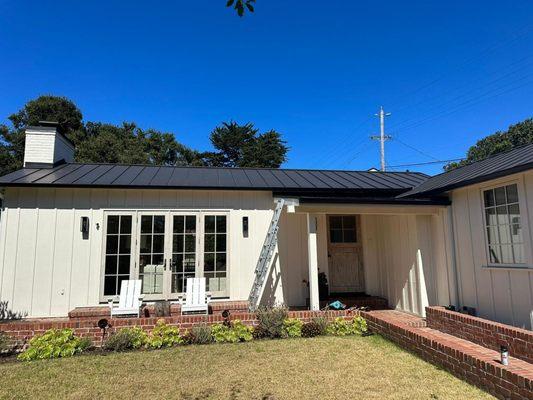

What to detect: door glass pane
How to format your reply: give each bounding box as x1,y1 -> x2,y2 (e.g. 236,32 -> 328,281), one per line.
204,215 -> 227,292
104,215 -> 133,296
139,215 -> 165,295
171,215 -> 197,293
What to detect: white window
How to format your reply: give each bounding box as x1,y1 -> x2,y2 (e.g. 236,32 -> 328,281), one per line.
483,183 -> 524,265
104,215 -> 133,296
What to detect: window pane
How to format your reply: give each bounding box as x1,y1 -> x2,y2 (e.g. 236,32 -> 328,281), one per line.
104,276 -> 117,296
500,245 -> 513,264
494,187 -> 506,205
152,235 -> 164,253
489,245 -> 501,264
173,234 -> 184,253
117,275 -> 129,292
204,234 -> 215,252
343,229 -> 356,243
172,274 -> 183,293
216,234 -> 227,252
506,184 -> 518,203
105,255 -> 117,275
107,216 -> 119,234
486,226 -> 498,245
141,216 -> 152,233
496,206 -> 509,225
140,235 -> 152,253
173,216 -> 184,233
330,229 -> 342,243
185,234 -> 195,252
153,216 -> 165,233
513,244 -> 524,264
511,224 -> 523,244
485,208 -> 497,226
508,204 -> 521,225
330,216 -> 342,229
120,216 -> 132,234
498,225 -> 511,244
106,235 -> 118,254
216,253 -> 227,272
483,189 -> 495,207
205,216 -> 215,233
172,255 -> 183,272
184,254 -> 196,272
185,216 -> 196,233
152,254 -> 164,265
216,216 -> 227,233
118,255 -> 130,275
204,253 -> 215,272
119,235 -> 131,254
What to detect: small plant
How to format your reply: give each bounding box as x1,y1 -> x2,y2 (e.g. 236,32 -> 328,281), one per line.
326,317 -> 353,336
0,332 -> 14,355
352,316 -> 368,336
211,320 -> 253,343
256,306 -> 288,339
282,318 -> 303,338
0,301 -> 26,322
18,329 -> 91,361
301,321 -> 323,338
104,327 -> 147,352
185,324 -> 213,345
311,315 -> 329,335
145,319 -> 184,349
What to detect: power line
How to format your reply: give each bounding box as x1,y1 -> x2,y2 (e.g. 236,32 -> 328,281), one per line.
387,158 -> 465,168
393,138 -> 440,161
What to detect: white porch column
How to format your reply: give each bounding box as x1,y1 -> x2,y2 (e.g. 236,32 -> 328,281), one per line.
307,213 -> 320,311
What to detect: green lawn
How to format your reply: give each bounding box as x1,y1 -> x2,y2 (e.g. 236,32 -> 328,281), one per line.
0,335 -> 493,400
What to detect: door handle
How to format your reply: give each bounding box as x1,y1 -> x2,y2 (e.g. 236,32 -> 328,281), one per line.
163,259 -> 167,271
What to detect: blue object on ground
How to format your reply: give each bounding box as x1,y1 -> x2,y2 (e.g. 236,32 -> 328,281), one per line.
329,300 -> 346,310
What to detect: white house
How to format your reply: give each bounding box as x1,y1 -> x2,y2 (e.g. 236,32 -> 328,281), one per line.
0,122 -> 532,330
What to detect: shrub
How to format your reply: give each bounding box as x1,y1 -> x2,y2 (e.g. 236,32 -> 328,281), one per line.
311,315 -> 329,335
145,319 -> 184,349
301,321 -> 323,338
18,329 -> 91,361
0,301 -> 26,321
185,324 -> 213,345
211,320 -> 253,343
282,318 -> 303,338
252,325 -> 268,340
352,316 -> 368,335
326,317 -> 353,336
104,327 -> 147,352
256,306 -> 288,339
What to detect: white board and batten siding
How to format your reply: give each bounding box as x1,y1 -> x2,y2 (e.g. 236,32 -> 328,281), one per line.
0,188 -> 289,317
451,171 -> 533,329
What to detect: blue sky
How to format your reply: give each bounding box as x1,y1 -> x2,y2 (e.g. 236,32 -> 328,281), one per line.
0,1 -> 532,174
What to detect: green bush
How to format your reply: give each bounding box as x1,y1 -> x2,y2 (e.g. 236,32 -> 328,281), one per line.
256,306 -> 288,338
0,332 -> 14,354
18,329 -> 91,361
326,317 -> 353,336
184,324 -> 213,345
282,318 -> 303,338
211,320 -> 253,343
145,319 -> 184,349
326,317 -> 369,336
104,327 -> 147,352
301,321 -> 323,338
352,316 -> 368,335
311,315 -> 329,335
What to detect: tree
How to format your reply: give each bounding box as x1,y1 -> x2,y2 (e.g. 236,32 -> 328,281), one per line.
0,95 -> 84,175
445,118 -> 533,171
203,121 -> 288,168
226,0 -> 255,17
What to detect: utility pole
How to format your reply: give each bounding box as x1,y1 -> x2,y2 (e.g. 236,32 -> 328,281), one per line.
370,106 -> 392,171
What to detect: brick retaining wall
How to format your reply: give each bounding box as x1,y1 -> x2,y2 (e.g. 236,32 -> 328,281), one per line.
362,309 -> 533,400
0,309 -> 357,348
426,306 -> 533,364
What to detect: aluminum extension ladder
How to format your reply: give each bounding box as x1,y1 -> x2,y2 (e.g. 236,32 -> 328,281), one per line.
248,198 -> 285,311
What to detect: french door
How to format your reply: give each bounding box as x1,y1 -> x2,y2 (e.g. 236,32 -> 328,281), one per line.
133,211 -> 228,300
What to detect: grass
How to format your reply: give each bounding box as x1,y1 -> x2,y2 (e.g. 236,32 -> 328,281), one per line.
0,335 -> 493,400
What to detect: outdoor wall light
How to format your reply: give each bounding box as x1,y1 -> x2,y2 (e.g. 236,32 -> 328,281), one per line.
80,216 -> 89,234
242,216 -> 249,238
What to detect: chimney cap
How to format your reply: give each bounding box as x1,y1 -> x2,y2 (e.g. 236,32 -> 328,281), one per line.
38,121 -> 60,128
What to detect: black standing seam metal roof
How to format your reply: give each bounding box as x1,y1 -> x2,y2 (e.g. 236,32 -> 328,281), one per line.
400,142 -> 533,198
0,163 -> 429,193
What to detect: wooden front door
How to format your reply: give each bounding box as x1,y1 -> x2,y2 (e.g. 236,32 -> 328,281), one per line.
327,215 -> 364,293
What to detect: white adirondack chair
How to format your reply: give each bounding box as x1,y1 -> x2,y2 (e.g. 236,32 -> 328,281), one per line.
178,277 -> 211,315
108,280 -> 144,317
